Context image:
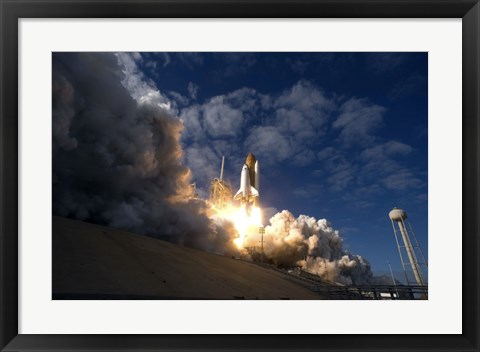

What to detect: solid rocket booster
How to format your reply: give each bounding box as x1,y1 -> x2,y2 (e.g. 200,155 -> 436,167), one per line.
234,153 -> 260,205
254,160 -> 259,206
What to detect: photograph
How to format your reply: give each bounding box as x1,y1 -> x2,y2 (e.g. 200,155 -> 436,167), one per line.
52,51 -> 428,300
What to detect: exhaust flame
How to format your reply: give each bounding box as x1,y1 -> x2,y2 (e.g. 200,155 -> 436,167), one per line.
213,204 -> 262,249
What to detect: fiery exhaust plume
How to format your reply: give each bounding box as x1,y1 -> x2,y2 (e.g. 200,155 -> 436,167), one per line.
213,204 -> 262,249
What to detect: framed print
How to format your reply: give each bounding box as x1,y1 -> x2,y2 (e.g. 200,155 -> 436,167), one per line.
1,0 -> 479,351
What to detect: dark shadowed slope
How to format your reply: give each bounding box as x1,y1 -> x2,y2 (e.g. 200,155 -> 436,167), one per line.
53,216 -> 322,299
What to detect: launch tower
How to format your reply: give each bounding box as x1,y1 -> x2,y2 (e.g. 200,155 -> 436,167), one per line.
210,156 -> 232,209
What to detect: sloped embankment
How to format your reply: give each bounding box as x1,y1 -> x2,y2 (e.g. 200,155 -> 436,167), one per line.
53,216 -> 322,300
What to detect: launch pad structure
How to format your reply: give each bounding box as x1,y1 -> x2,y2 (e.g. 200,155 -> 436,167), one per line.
210,156 -> 232,209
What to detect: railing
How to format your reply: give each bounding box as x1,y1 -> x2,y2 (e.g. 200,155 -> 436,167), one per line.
312,284 -> 428,300
282,266 -> 428,299
254,262 -> 428,300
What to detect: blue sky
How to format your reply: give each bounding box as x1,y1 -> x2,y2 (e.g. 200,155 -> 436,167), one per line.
130,52 -> 428,281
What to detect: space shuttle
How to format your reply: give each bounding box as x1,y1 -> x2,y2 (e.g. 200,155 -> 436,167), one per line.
234,153 -> 260,206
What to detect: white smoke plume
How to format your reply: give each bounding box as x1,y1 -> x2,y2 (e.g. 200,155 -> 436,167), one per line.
256,210 -> 374,285
52,52 -> 238,253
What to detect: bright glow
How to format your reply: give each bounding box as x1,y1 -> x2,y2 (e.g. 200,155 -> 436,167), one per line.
214,204 -> 262,249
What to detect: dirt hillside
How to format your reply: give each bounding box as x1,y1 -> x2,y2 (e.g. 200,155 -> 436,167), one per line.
53,216 -> 322,300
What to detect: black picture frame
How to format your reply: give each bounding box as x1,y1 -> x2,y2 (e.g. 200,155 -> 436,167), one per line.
1,1 -> 479,351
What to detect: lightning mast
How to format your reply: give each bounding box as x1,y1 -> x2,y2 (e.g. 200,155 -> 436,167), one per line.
220,156 -> 225,180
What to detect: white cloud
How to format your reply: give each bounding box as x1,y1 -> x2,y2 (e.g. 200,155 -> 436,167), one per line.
179,80 -> 336,175
328,168 -> 356,192
274,80 -> 334,128
169,91 -> 190,106
322,152 -> 354,175
176,52 -> 204,69
244,126 -> 292,163
211,139 -> 239,160
367,52 -> 408,74
333,97 -> 386,147
239,81 -> 336,166
356,141 -> 420,192
317,147 -> 336,160
390,74 -> 426,99
187,82 -> 199,100
274,108 -> 317,142
318,137 -> 421,196
224,88 -> 258,112
203,97 -> 244,138
341,184 -> 384,203
384,141 -> 414,155
213,53 -> 257,77
382,169 -> 423,190
361,141 -> 413,160
174,78 -> 424,201
287,58 -> 308,74
183,144 -> 220,188
292,184 -> 322,199
179,105 -> 205,142
292,149 -> 316,166
160,52 -> 171,67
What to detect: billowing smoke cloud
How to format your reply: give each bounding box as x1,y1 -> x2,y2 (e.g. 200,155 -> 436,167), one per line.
52,52 -> 235,252
259,210 -> 374,285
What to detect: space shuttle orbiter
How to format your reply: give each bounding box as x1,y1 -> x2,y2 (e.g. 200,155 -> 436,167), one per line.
234,153 -> 259,205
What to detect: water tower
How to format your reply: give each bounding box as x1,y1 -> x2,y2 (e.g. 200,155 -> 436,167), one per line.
389,207 -> 427,286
